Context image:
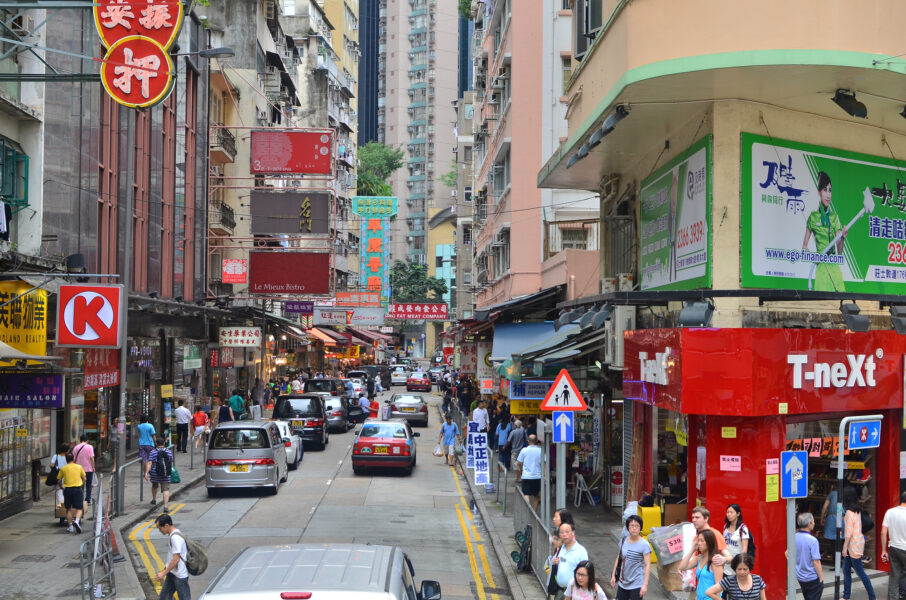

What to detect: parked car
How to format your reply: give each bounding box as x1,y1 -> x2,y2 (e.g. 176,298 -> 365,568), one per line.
386,393 -> 429,427
390,365 -> 409,386
428,367 -> 445,383
205,421 -> 288,497
197,543 -> 441,600
406,372 -> 431,392
355,365 -> 392,389
324,396 -> 351,432
272,394 -> 329,450
346,377 -> 365,395
272,420 -> 303,470
352,419 -> 419,475
303,378 -> 348,399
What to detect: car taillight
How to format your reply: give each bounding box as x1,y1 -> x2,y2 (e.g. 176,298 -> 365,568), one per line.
402,446 -> 410,456
254,458 -> 275,466
285,441 -> 292,447
206,459 -> 223,466
420,405 -> 428,413
352,444 -> 360,454
331,410 -> 344,417
306,418 -> 324,427
280,593 -> 312,599
391,403 -> 398,411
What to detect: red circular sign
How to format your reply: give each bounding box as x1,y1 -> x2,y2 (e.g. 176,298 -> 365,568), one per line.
94,0 -> 184,50
611,471 -> 623,486
100,36 -> 174,109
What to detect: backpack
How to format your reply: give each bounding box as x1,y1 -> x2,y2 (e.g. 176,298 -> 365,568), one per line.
154,449 -> 172,478
861,511 -> 875,534
743,524 -> 756,560
172,532 -> 208,576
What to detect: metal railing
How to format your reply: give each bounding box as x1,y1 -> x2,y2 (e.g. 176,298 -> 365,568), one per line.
494,459 -> 510,515
513,488 -> 553,592
80,474 -> 116,599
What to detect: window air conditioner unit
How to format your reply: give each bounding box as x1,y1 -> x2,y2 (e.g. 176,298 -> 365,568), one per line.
604,306 -> 636,368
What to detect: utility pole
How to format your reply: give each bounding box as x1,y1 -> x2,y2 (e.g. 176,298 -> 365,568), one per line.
116,125 -> 135,511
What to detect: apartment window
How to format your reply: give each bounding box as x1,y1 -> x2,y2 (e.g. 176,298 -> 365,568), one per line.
561,57 -> 572,92
436,256 -> 443,268
464,186 -> 472,202
463,225 -> 472,244
560,227 -> 587,250
574,0 -> 603,61
562,0 -> 572,8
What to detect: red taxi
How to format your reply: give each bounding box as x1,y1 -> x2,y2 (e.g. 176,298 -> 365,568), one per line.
406,371 -> 431,392
351,419 -> 419,475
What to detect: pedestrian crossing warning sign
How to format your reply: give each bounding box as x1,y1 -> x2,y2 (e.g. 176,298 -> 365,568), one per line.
539,369 -> 587,412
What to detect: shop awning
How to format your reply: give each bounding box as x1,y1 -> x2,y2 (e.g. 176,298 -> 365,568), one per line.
0,340 -> 62,362
307,328 -> 335,344
491,322 -> 567,361
529,327 -> 610,364
347,327 -> 382,343
473,285 -> 563,322
317,327 -> 349,345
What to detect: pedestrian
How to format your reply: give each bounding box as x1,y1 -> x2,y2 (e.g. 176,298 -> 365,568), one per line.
516,434 -> 542,512
706,553 -> 766,600
367,375 -> 376,401
154,513 -> 191,600
790,512 -> 823,600
611,514 -> 652,600
51,443 -> 69,525
369,394 -> 380,420
821,489 -> 839,543
59,452 -> 86,533
438,413 -> 461,466
174,399 -> 191,453
495,418 -> 512,467
472,399 -> 489,434
566,559 -> 607,600
358,392 -> 370,422
375,377 -> 383,394
252,377 -> 264,406
290,377 -> 303,392
137,413 -> 156,469
442,387 -> 453,415
881,491 -> 906,600
262,383 -> 272,408
526,415 -> 538,437
192,406 -> 210,449
228,389 -> 245,420
458,379 -> 472,414
549,508 -> 577,591
723,504 -> 752,559
71,434 -> 96,504
552,521 -> 589,599
842,486 -> 876,600
506,419 -> 528,482
691,506 -> 733,564
145,436 -> 174,512
217,397 -> 234,424
677,529 -> 723,600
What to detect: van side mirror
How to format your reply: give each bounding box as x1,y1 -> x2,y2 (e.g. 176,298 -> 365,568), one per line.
418,580 -> 441,600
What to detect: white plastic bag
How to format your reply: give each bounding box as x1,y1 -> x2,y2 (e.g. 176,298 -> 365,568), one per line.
433,445 -> 444,457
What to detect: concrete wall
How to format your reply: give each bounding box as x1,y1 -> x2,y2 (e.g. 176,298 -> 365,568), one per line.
541,249 -> 600,301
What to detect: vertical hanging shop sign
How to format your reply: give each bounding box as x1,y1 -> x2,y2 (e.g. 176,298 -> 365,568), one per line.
94,0 -> 184,110
352,197 -> 397,306
0,281 -> 47,364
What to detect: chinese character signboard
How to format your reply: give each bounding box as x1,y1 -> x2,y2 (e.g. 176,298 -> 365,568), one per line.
314,307 -> 385,326
353,197 -> 397,306
0,374 -> 64,409
219,327 -> 262,348
335,292 -> 381,306
742,132 -> 906,295
222,259 -> 247,284
352,196 -> 399,218
183,344 -> 202,370
250,130 -> 333,175
386,303 -> 449,320
84,349 -> 120,390
284,301 -> 314,314
94,0 -> 183,109
250,190 -> 331,235
640,135 -> 712,291
459,342 -> 477,373
248,252 -> 330,295
0,281 -> 47,364
209,349 -> 219,368
220,347 -> 234,367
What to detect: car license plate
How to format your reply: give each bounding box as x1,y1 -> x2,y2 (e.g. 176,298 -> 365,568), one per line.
229,464 -> 249,473
402,407 -> 416,412
291,420 -> 305,429
374,446 -> 389,454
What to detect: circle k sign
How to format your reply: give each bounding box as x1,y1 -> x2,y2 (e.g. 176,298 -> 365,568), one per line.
57,284 -> 124,348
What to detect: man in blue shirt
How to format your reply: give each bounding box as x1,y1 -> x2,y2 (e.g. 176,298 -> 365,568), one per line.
137,414 -> 156,468
495,419 -> 512,469
794,512 -> 823,600
437,414 -> 460,466
553,521 -> 589,593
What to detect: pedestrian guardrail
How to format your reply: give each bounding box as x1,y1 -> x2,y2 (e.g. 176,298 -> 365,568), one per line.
80,473 -> 116,599
494,460 -> 510,515
512,487 -> 553,592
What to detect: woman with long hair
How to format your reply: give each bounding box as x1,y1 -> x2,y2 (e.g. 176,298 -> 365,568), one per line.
677,529 -> 723,600
566,559 -> 607,600
842,486 -> 876,600
705,553 -> 765,600
724,504 -> 751,558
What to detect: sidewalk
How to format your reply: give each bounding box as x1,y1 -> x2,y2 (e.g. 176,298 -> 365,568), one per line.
0,442 -> 209,599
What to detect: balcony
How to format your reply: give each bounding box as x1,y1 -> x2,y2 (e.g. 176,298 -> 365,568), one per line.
209,202 -> 235,235
210,126 -> 236,163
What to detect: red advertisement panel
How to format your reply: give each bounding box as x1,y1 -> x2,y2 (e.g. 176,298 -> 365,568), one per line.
84,348 -> 120,390
250,130 -> 333,175
221,259 -> 247,284
57,284 -> 123,348
100,36 -> 174,109
249,252 -> 330,295
386,303 -> 449,320
94,0 -> 184,49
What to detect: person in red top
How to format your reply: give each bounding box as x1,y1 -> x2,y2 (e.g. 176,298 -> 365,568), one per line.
192,407 -> 210,449
369,397 -> 380,419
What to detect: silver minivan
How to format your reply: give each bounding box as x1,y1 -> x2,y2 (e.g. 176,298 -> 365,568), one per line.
205,421 -> 288,497
198,543 -> 441,600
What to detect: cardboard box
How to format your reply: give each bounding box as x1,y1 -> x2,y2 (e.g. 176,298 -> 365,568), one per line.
55,504 -> 67,518
657,563 -> 683,592
663,503 -> 687,525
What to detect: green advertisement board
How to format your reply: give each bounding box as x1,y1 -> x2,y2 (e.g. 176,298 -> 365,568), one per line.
741,133 -> 906,293
640,135 -> 712,290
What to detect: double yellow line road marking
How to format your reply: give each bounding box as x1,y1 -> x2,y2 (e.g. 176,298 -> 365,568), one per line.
448,464 -> 501,600
128,503 -> 187,595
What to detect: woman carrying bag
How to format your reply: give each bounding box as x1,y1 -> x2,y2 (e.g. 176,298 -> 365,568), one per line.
677,529 -> 723,600
842,486 -> 877,600
705,554 -> 765,600
566,560 -> 608,600
611,515 -> 651,600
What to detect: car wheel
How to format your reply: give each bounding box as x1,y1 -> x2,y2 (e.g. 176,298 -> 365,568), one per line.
280,463 -> 288,483
404,466 -> 413,476
325,431 -> 330,445
207,487 -> 217,498
289,450 -> 300,470
269,472 -> 280,495
353,465 -> 363,475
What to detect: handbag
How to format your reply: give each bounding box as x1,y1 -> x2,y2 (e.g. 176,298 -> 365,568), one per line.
546,548 -> 561,595
861,511 -> 874,534
45,465 -> 59,487
614,537 -> 625,582
680,567 -> 698,592
170,467 -> 181,484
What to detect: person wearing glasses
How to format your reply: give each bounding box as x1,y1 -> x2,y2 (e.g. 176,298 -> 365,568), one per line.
155,513 -> 190,600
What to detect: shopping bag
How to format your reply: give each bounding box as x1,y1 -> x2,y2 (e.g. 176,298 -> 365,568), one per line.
433,445 -> 444,457
454,443 -> 465,456
680,568 -> 698,592
170,467 -> 181,484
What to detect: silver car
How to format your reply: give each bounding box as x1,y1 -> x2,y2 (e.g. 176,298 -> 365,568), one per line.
386,393 -> 429,427
198,543 -> 441,600
273,420 -> 303,470
323,396 -> 351,432
205,421 -> 288,497
390,365 -> 409,386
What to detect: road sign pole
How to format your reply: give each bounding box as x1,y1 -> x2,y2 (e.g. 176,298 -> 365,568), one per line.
834,414 -> 884,600
787,498 -> 797,600
556,441 -> 566,510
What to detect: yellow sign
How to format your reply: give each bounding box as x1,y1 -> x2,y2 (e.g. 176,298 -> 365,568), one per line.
15,427 -> 27,438
510,400 -> 552,415
766,474 -> 779,502
160,384 -> 173,398
778,402 -> 788,415
675,429 -> 688,446
0,280 -> 48,365
721,427 -> 737,439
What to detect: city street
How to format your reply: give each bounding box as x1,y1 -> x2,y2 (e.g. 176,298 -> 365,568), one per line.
125,391 -> 511,600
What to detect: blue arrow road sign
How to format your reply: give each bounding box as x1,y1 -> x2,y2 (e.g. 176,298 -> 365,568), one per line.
848,420 -> 882,450
781,451 -> 808,499
552,411 -> 574,444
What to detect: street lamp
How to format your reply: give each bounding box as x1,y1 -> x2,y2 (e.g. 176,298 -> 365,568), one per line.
173,47 -> 236,59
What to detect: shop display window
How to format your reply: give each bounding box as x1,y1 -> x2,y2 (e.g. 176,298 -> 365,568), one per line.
656,409 -> 688,504
786,418 -> 876,566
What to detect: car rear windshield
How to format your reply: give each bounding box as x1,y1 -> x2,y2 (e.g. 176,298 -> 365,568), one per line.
304,380 -> 336,393
394,395 -> 422,403
275,397 -> 320,418
324,398 -> 344,411
210,428 -> 271,449
360,423 -> 408,439
392,366 -> 406,372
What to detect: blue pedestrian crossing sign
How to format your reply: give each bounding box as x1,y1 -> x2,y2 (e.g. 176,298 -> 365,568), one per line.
781,451 -> 808,499
552,411 -> 574,444
848,420 -> 882,450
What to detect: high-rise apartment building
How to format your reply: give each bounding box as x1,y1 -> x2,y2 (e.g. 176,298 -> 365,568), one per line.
378,0 -> 459,265
357,0 -> 380,145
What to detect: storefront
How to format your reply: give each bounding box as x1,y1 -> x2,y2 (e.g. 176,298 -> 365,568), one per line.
623,328 -> 901,598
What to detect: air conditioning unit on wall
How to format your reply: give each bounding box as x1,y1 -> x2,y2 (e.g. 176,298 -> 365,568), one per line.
604,306 -> 636,369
